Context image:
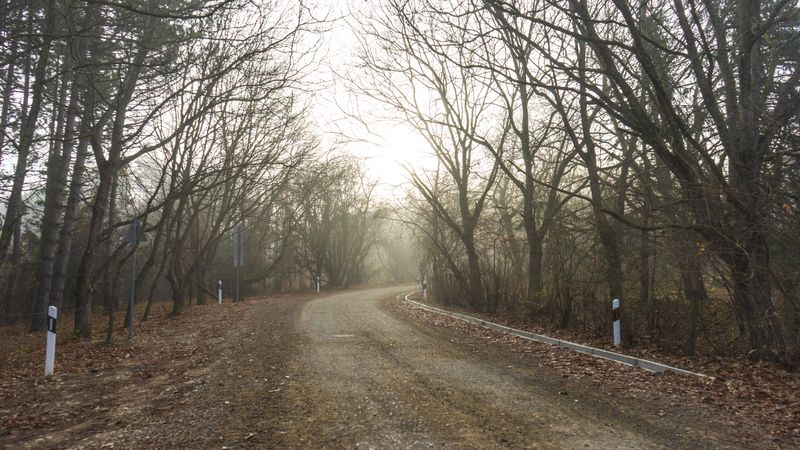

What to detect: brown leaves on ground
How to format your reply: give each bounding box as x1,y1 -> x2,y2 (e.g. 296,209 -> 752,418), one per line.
394,297 -> 800,448
0,294 -> 312,448
0,306 -> 209,445
3,291 -> 798,448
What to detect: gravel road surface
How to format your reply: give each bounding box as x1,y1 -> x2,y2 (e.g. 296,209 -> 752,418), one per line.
2,286 -> 737,449
279,286 -> 730,448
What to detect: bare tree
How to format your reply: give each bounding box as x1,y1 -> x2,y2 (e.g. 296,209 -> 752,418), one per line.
485,0 -> 800,358
353,0 -> 501,310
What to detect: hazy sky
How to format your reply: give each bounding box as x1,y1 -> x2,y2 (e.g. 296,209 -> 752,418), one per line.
309,0 -> 435,200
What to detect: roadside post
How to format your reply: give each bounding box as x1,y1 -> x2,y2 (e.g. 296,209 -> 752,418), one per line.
612,298 -> 621,347
218,280 -> 223,304
45,306 -> 57,376
233,223 -> 243,302
422,275 -> 428,301
127,217 -> 142,340
316,274 -> 320,293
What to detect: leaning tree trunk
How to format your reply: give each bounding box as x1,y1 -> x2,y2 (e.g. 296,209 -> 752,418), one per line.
73,163 -> 115,337
580,131 -> 625,317
140,212 -> 173,322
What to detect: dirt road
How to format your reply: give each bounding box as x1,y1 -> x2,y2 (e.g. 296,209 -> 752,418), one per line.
276,286 -> 731,449
2,286 -> 742,448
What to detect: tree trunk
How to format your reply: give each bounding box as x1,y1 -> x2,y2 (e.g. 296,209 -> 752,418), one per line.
103,175 -> 120,344
143,242 -> 170,322
50,3 -> 97,313
526,231 -> 545,310
598,225 -> 624,303
681,242 -> 708,356
782,279 -> 799,362
576,40 -> 627,339
582,140 -> 625,321
73,163 -> 114,337
0,4 -> 56,265
503,216 -> 524,286
639,230 -> 652,322
196,264 -> 209,305
3,211 -> 23,320
0,23 -> 18,166
463,234 -> 485,311
50,133 -> 90,312
726,233 -> 782,359
73,4 -> 155,337
169,272 -> 186,315
30,55 -> 77,331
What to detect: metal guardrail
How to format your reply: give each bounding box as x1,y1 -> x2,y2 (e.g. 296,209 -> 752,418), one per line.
401,291 -> 712,379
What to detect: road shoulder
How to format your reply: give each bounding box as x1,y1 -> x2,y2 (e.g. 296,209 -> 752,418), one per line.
386,296 -> 776,448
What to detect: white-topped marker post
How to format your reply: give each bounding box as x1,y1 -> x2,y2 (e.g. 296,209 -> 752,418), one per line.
316,275 -> 320,293
612,298 -> 621,347
218,280 -> 223,304
45,306 -> 57,376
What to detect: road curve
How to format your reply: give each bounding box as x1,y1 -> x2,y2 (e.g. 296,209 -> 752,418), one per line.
281,286 -> 728,449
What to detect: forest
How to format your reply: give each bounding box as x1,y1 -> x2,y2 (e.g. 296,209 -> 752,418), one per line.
0,0 -> 416,341
1,0 -> 799,368
349,0 -> 800,364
